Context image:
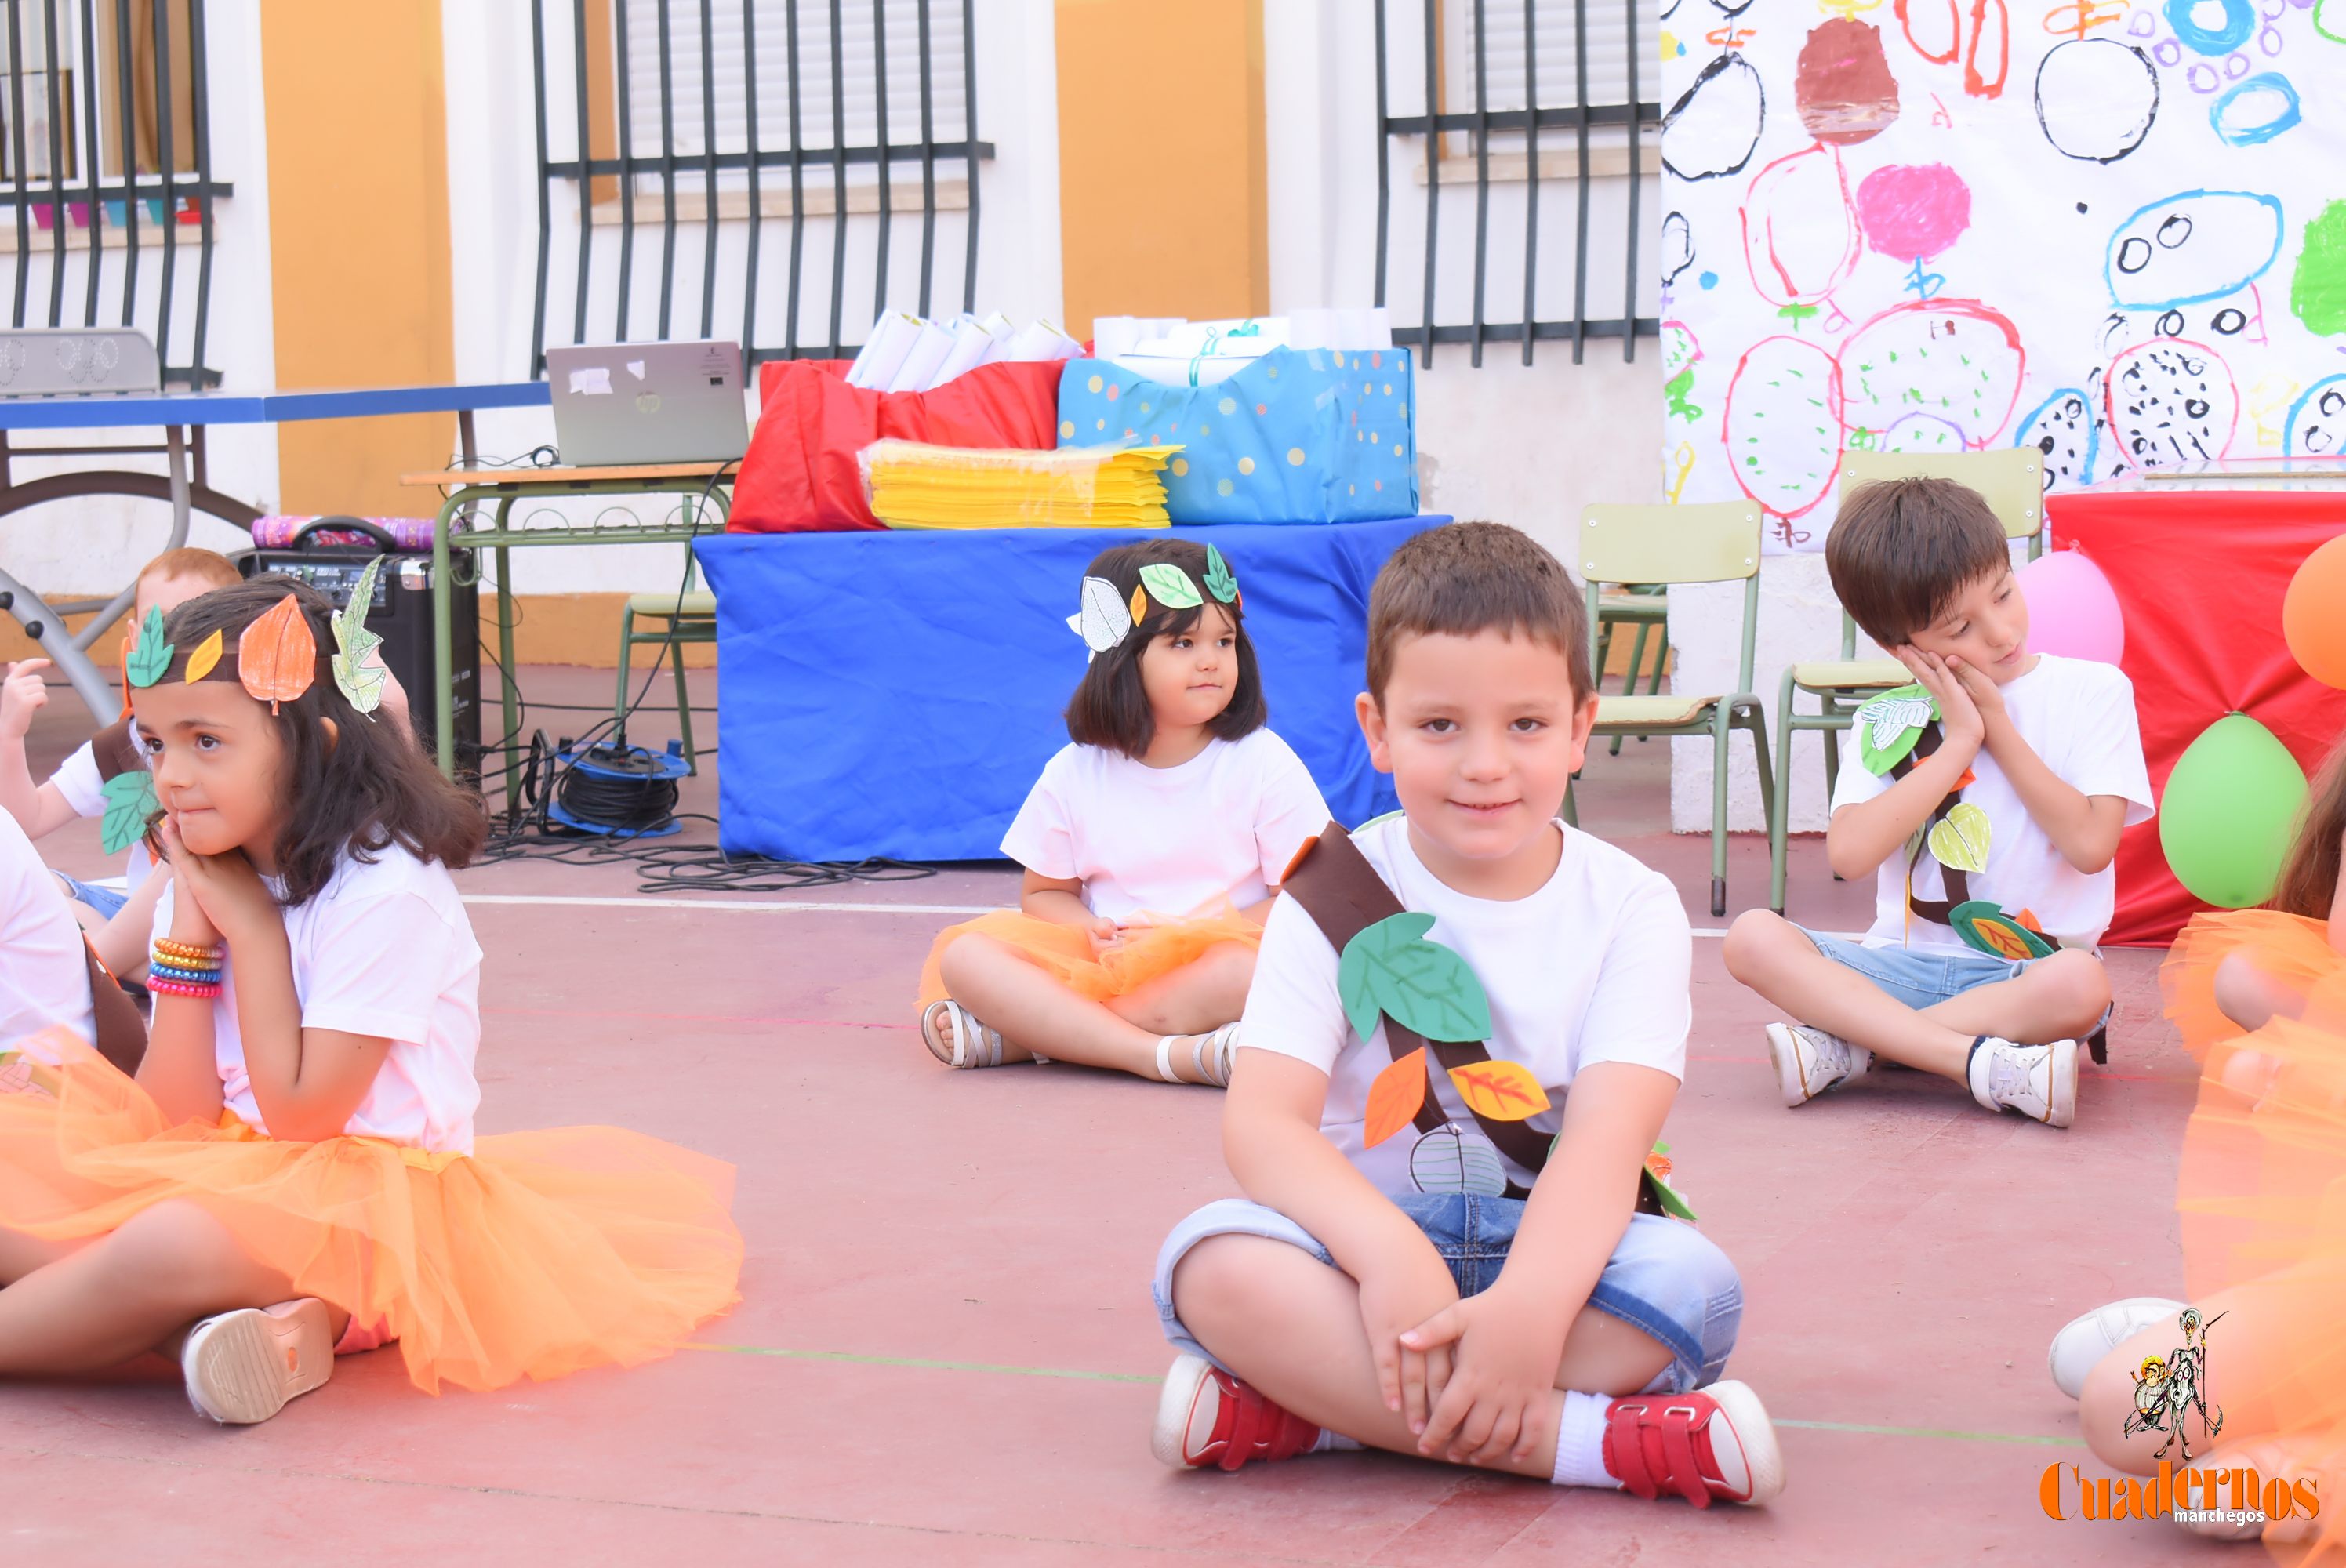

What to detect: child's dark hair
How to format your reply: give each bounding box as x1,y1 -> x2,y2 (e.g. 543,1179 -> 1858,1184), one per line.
1064,537 -> 1266,759
1826,477 -> 2012,648
1364,522 -> 1592,705
2272,724 -> 2346,918
160,577 -> 488,906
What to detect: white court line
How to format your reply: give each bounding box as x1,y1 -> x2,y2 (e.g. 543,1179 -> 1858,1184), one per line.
455,892 -> 1861,939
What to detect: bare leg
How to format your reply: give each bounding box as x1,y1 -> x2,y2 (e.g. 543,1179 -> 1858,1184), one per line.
2079,1276 -> 2296,1475
1171,1235 -> 1673,1475
937,935 -> 1248,1082
2213,950 -> 2311,1036
0,1224 -> 89,1287
0,1200 -> 344,1375
1725,913 -> 2104,1082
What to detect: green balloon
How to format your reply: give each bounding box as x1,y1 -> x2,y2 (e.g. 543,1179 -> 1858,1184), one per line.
2159,713 -> 2308,909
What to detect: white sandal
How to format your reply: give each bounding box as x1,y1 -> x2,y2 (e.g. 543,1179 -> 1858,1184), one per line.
1154,1023 -> 1241,1087
921,999 -> 1008,1069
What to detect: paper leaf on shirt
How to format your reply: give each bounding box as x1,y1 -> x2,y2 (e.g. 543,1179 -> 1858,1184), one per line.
1643,1144 -> 1699,1222
1853,684 -> 1935,775
1138,561 -> 1204,611
237,592 -> 317,713
122,605 -> 173,688
1950,899 -> 2055,960
1202,544 -> 1240,604
183,627 -> 224,683
1927,801 -> 1992,875
329,556 -> 390,713
1364,1047 -> 1429,1147
1337,911 -> 1494,1045
1447,1059 -> 1552,1121
1066,574 -> 1135,662
99,768 -> 158,855
1407,1126 -> 1510,1195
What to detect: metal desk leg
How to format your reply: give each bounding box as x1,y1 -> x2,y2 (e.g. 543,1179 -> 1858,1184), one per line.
0,568 -> 117,718
493,496 -> 521,819
431,492 -> 463,777
69,423 -> 191,659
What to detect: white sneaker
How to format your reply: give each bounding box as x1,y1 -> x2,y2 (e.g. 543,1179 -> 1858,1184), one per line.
1967,1036 -> 2077,1127
1765,1022 -> 1872,1107
183,1298 -> 334,1425
2046,1297 -> 2185,1399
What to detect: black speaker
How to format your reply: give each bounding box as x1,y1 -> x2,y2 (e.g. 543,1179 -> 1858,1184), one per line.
238,520 -> 482,770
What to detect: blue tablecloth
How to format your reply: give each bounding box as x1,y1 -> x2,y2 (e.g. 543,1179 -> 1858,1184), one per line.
695,515 -> 1447,862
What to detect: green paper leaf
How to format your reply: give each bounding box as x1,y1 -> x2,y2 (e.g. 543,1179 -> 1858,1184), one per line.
1950,899 -> 2055,960
330,557 -> 389,713
1854,683 -> 1936,775
1138,561 -> 1204,610
1645,1167 -> 1699,1223
1927,800 -> 1992,874
1202,544 -> 1239,604
123,605 -> 173,688
99,768 -> 156,855
1337,911 -> 1494,1045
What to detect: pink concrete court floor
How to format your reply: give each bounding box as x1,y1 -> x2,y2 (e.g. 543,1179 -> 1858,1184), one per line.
7,667 -> 2216,1565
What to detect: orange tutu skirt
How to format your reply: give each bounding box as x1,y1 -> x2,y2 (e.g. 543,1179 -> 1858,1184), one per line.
917,908 -> 1262,1011
0,1030 -> 743,1396
2164,909 -> 2346,1069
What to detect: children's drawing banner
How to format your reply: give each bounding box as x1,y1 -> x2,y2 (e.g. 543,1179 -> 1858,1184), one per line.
1661,4 -> 2346,551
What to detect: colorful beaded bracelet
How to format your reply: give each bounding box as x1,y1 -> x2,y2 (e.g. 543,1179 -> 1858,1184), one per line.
147,964 -> 223,985
153,938 -> 223,965
146,976 -> 221,999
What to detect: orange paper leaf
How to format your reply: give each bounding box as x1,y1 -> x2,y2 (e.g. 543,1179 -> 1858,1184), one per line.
1129,584 -> 1147,625
2016,908 -> 2042,933
1278,834 -> 1320,887
1364,1047 -> 1428,1147
1974,921 -> 2036,961
183,626 -> 223,683
237,593 -> 317,712
1447,1059 -> 1552,1121
1956,768 -> 1977,790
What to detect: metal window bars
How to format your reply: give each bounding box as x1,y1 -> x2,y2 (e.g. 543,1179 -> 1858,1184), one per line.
1373,0 -> 1658,368
0,0 -> 223,386
531,0 -> 990,375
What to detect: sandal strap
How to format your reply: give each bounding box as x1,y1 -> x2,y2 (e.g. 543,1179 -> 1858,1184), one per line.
1191,1025 -> 1237,1087
1154,1036 -> 1183,1083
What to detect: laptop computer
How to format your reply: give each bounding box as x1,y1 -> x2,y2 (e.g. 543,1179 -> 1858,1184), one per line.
546,339 -> 750,466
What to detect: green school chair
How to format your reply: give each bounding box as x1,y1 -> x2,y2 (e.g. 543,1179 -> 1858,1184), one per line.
1766,445 -> 2046,913
1595,585 -> 1670,753
614,562 -> 717,772
1567,500 -> 1773,919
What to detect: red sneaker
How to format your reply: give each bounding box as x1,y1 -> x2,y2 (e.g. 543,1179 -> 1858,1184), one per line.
1151,1352 -> 1324,1471
1601,1380 -> 1785,1507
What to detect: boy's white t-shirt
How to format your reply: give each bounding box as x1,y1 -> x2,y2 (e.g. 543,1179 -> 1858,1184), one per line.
154,841 -> 485,1153
49,738 -> 155,886
1238,813 -> 1692,1196
1000,729 -> 1331,922
1830,653 -> 2154,953
0,806 -> 95,1047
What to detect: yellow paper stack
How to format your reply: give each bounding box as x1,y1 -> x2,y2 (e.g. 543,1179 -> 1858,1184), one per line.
862,440 -> 1177,530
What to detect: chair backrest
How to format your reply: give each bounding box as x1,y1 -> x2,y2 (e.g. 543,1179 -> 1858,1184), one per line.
1579,500 -> 1764,693
1830,446 -> 2046,656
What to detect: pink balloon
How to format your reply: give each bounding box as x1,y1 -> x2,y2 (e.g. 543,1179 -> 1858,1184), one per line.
1855,163 -> 1971,264
2017,549 -> 2125,665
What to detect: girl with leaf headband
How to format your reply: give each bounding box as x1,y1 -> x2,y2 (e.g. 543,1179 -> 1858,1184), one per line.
917,536 -> 1331,1087
0,577 -> 741,1425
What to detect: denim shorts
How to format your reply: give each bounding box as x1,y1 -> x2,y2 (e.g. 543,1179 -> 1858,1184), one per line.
1797,926 -> 2037,1011
52,871 -> 125,922
1152,1192 -> 1742,1395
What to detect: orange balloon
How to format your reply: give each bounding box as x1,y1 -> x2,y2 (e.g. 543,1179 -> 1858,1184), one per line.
2284,535 -> 2346,689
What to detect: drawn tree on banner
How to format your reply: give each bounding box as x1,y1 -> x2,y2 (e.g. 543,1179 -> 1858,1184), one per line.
1660,0 -> 2346,550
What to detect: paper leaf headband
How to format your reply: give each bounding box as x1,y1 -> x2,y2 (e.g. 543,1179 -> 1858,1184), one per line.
132,564 -> 390,716
1064,546 -> 1243,662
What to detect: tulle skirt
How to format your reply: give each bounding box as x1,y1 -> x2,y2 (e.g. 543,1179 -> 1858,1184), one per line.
917,907 -> 1262,1011
0,1030 -> 743,1396
2163,909 -> 2345,1068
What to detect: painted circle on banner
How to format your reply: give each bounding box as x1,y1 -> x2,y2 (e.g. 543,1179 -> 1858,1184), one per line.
2210,72 -> 2301,147
1662,53 -> 1767,181
2163,0 -> 2256,56
1741,143 -> 1862,307
2292,201 -> 2346,337
2035,39 -> 2159,163
2104,338 -> 2239,470
1838,300 -> 2026,448
1724,336 -> 1844,519
2285,374 -> 2346,456
1878,414 -> 1967,453
1794,17 -> 1901,144
1854,163 -> 1972,263
2015,389 -> 2101,490
1662,210 -> 1696,285
2105,191 -> 2283,311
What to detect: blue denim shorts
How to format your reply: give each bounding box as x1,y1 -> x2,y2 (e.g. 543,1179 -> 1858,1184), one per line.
52,871 -> 125,922
1153,1193 -> 1742,1395
1797,925 -> 2036,1011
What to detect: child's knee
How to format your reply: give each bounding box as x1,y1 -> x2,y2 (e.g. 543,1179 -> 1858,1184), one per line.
2213,949 -> 2274,1029
2033,949 -> 2111,1033
1169,1234 -> 1272,1329
1197,940 -> 1256,991
1721,909 -> 1795,981
935,932 -> 1004,993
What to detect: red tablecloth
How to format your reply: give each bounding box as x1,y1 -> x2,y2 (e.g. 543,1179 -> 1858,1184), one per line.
2052,488 -> 2346,946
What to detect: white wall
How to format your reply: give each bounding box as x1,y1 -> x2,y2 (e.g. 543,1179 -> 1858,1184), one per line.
438,0 -> 1065,597
0,0 -> 279,605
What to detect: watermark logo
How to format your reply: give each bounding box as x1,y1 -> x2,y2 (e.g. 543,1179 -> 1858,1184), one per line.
2125,1307 -> 2224,1464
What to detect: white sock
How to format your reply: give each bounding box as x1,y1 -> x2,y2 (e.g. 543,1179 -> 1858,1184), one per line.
1309,1429 -> 1362,1454
1551,1391 -> 1623,1489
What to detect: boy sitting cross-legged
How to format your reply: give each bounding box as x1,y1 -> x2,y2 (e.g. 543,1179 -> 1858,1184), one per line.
1149,522 -> 1783,1509
1723,477 -> 2153,1127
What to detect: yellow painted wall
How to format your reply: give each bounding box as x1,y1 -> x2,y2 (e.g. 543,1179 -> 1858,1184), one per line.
260,2 -> 456,520
1054,0 -> 1268,340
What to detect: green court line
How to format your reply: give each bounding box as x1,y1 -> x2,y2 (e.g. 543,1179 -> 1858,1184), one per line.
685,1343 -> 2088,1446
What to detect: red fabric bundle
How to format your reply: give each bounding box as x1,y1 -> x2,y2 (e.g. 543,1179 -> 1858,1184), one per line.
727,358 -> 1066,533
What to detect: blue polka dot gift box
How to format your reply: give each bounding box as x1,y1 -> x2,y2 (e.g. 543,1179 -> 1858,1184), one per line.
1054,345 -> 1418,525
